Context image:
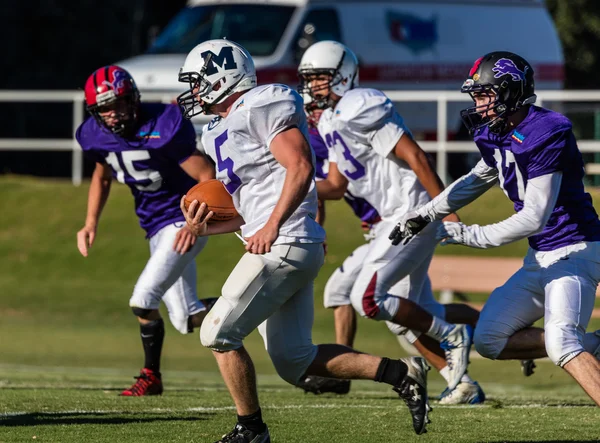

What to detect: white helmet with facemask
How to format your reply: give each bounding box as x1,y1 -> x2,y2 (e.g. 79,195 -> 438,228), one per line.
177,39 -> 257,118
298,40 -> 359,108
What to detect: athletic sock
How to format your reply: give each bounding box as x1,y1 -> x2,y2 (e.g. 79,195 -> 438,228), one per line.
238,408 -> 267,434
141,318 -> 165,374
427,317 -> 455,342
375,357 -> 408,386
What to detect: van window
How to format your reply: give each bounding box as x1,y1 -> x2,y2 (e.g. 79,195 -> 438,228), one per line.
301,8 -> 342,43
294,8 -> 342,63
148,4 -> 295,56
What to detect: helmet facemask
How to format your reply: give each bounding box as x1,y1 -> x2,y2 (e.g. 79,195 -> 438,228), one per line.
298,70 -> 336,112
88,91 -> 140,138
298,51 -> 356,109
460,82 -> 511,135
304,98 -> 327,128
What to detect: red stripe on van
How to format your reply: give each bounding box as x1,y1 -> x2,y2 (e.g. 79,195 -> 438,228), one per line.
258,63 -> 564,85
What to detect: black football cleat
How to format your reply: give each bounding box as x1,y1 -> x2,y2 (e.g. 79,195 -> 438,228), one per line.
296,375 -> 351,395
393,357 -> 431,435
521,359 -> 536,377
215,423 -> 270,443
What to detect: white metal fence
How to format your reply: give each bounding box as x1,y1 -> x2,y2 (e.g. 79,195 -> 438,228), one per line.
2,90 -> 600,185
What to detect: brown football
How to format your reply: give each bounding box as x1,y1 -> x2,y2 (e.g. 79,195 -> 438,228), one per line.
183,179 -> 238,223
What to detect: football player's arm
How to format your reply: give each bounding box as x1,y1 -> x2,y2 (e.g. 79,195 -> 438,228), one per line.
439,172 -> 562,248
180,198 -> 245,237
390,159 -> 499,245
243,127 -> 314,254
77,162 -> 112,257
316,162 -> 348,200
268,127 -> 315,226
179,151 -> 216,182
393,134 -> 447,200
415,159 -> 500,221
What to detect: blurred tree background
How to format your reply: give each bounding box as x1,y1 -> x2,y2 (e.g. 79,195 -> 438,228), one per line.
546,0 -> 600,89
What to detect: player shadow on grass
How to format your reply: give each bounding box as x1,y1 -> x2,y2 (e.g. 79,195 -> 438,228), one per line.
0,411 -> 214,427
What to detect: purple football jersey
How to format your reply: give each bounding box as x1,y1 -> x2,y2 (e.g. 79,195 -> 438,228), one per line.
309,126 -> 381,225
76,103 -> 198,238
309,126 -> 329,180
474,105 -> 600,251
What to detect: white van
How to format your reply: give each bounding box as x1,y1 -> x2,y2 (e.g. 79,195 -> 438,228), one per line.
118,0 -> 563,137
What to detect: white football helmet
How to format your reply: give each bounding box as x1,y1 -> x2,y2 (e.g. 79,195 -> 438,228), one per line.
298,41 -> 359,108
177,39 -> 257,117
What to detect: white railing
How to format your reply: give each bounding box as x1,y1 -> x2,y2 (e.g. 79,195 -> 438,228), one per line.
2,89 -> 600,185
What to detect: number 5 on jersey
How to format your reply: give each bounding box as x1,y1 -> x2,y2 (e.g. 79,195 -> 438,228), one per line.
214,130 -> 242,194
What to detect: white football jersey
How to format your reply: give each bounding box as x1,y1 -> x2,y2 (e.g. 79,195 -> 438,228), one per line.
201,84 -> 325,244
318,88 -> 430,219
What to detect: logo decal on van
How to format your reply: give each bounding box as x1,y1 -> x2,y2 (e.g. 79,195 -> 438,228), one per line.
386,11 -> 438,54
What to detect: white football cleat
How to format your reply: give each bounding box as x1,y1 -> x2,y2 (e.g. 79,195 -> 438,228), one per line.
439,381 -> 485,405
440,324 -> 473,391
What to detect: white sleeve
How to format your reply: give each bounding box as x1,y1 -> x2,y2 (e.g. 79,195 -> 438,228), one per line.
370,112 -> 407,158
341,95 -> 408,158
418,159 -> 499,220
247,92 -> 306,148
461,172 -> 562,248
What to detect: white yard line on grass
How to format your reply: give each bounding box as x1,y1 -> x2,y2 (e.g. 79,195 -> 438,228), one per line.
1,403 -> 596,418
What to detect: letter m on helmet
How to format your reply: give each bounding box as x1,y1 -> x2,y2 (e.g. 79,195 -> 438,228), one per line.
201,47 -> 238,76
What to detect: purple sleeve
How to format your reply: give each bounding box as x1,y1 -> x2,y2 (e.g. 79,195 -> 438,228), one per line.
310,129 -> 328,160
476,148 -> 496,170
309,128 -> 329,180
76,121 -> 106,164
167,116 -> 198,164
526,128 -> 569,179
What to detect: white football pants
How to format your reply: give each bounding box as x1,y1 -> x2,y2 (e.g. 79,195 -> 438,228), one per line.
200,243 -> 324,385
324,226 -> 445,342
348,219 -> 443,326
129,221 -> 209,334
474,241 -> 600,367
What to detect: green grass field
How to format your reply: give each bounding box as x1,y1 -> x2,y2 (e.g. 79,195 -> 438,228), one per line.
1,176 -> 599,442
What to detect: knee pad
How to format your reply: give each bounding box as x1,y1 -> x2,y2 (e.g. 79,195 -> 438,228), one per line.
199,313 -> 223,349
473,325 -> 505,360
268,344 -> 318,385
545,325 -> 585,367
131,307 -> 154,319
199,299 -> 243,351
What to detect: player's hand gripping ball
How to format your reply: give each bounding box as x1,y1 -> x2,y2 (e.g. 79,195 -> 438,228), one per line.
183,179 -> 238,223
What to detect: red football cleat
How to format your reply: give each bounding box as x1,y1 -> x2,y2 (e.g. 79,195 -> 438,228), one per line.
120,368 -> 163,396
